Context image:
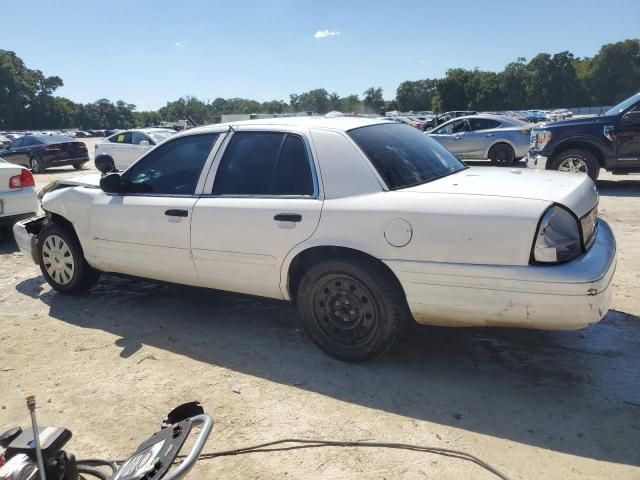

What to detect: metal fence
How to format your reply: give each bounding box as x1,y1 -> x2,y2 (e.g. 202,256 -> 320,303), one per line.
566,105 -> 613,115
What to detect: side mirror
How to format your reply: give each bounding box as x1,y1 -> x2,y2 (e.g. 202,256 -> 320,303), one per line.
139,140 -> 150,147
621,110 -> 640,126
95,153 -> 116,174
100,173 -> 124,194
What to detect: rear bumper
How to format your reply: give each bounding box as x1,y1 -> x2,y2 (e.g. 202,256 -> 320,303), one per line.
385,220 -> 616,330
45,156 -> 89,167
526,152 -> 548,170
12,215 -> 45,264
0,186 -> 38,226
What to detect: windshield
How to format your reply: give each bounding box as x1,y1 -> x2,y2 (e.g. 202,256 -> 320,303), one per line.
348,123 -> 466,190
149,131 -> 174,143
605,93 -> 640,116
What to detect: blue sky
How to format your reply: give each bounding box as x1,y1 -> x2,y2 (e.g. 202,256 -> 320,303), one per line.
1,0 -> 638,110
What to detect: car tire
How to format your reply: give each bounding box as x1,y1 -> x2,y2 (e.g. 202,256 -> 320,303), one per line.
296,258 -> 409,362
30,157 -> 44,174
37,222 -> 100,294
73,163 -> 83,170
549,149 -> 600,181
488,143 -> 515,166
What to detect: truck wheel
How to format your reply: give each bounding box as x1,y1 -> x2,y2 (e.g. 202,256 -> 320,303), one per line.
37,222 -> 100,293
296,258 -> 408,362
488,144 -> 515,166
550,149 -> 600,181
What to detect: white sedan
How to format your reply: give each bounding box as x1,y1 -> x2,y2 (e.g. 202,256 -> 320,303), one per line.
94,128 -> 176,172
0,158 -> 37,231
13,117 -> 616,361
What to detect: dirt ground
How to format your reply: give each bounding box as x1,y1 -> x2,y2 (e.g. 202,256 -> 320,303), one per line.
1,138 -> 639,479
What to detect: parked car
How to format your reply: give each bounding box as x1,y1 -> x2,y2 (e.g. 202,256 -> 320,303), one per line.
427,115 -> 531,165
13,117 -> 615,361
421,111 -> 477,131
549,109 -> 573,121
523,110 -> 550,123
0,135 -> 11,149
528,91 -> 640,180
0,134 -> 89,173
94,128 -> 176,172
0,158 -> 37,230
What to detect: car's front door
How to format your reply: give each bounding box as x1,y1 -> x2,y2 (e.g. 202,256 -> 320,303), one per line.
89,132 -> 221,285
2,138 -> 28,166
191,130 -> 323,299
617,105 -> 640,163
430,119 -> 467,155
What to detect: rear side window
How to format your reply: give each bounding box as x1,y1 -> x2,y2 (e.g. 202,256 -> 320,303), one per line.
125,133 -> 218,195
212,132 -> 314,196
348,123 -> 466,190
469,118 -> 502,131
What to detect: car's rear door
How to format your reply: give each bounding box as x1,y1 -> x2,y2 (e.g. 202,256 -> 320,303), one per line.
430,119 -> 466,155
108,131 -> 134,170
89,133 -> 221,285
191,129 -> 322,299
462,118 -> 502,159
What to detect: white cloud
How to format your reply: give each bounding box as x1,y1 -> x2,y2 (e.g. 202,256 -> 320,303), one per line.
314,29 -> 341,39
174,40 -> 189,47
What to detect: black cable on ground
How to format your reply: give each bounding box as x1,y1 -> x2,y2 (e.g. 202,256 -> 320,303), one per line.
77,464 -> 110,480
184,438 -> 511,480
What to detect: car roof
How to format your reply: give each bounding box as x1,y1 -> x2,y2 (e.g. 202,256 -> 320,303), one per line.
182,116 -> 388,135
29,134 -> 75,143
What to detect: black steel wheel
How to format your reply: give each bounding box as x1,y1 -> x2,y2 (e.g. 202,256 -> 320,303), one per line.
297,258 -> 408,361
488,143 -> 515,166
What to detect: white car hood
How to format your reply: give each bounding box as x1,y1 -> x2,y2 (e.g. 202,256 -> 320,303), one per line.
58,173 -> 102,187
402,167 -> 598,217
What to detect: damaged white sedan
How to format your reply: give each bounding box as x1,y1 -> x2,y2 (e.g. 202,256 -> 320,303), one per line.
13,117 -> 616,361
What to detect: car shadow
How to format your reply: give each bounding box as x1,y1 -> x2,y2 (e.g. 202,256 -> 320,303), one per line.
14,274 -> 640,468
597,178 -> 640,198
0,229 -> 19,254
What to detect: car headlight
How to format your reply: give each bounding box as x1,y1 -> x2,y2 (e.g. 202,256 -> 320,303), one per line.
532,130 -> 552,150
532,205 -> 582,263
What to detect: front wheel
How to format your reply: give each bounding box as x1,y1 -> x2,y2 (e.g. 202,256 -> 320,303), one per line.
73,163 -> 84,170
549,149 -> 600,181
296,258 -> 408,362
37,222 -> 100,293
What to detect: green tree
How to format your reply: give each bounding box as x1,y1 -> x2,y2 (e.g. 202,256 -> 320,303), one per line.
395,79 -> 437,111
363,87 -> 384,113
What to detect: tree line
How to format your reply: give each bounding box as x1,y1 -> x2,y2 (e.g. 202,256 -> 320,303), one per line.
0,39 -> 638,130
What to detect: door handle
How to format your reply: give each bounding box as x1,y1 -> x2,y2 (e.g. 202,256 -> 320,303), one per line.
165,209 -> 188,217
485,134 -> 495,137
274,213 -> 302,222
453,136 -> 463,140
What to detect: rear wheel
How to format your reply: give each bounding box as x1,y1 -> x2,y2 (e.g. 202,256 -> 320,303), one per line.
488,143 -> 515,166
296,258 -> 408,362
549,149 -> 600,181
37,222 -> 100,293
30,157 -> 43,174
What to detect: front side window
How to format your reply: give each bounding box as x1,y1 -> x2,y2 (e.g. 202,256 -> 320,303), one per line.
212,132 -> 314,196
348,123 -> 466,190
124,133 -> 218,195
132,132 -> 151,145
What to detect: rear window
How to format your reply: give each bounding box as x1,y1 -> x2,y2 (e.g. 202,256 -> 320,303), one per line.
348,123 -> 466,190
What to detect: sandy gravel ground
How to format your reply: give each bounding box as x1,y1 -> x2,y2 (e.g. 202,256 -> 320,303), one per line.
0,139 -> 638,479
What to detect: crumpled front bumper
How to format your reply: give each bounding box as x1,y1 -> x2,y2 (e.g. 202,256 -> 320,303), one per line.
12,214 -> 46,265
526,152 -> 548,170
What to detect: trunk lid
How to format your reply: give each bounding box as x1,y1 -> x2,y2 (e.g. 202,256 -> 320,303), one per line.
401,167 -> 598,217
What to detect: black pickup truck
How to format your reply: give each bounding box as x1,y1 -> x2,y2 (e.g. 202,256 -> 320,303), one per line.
527,92 -> 640,180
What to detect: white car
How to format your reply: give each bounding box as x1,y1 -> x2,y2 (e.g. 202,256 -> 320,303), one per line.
13,117 -> 616,361
94,128 -> 176,171
0,158 -> 37,230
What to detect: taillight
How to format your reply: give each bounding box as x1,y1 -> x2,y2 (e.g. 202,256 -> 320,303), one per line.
9,169 -> 35,189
